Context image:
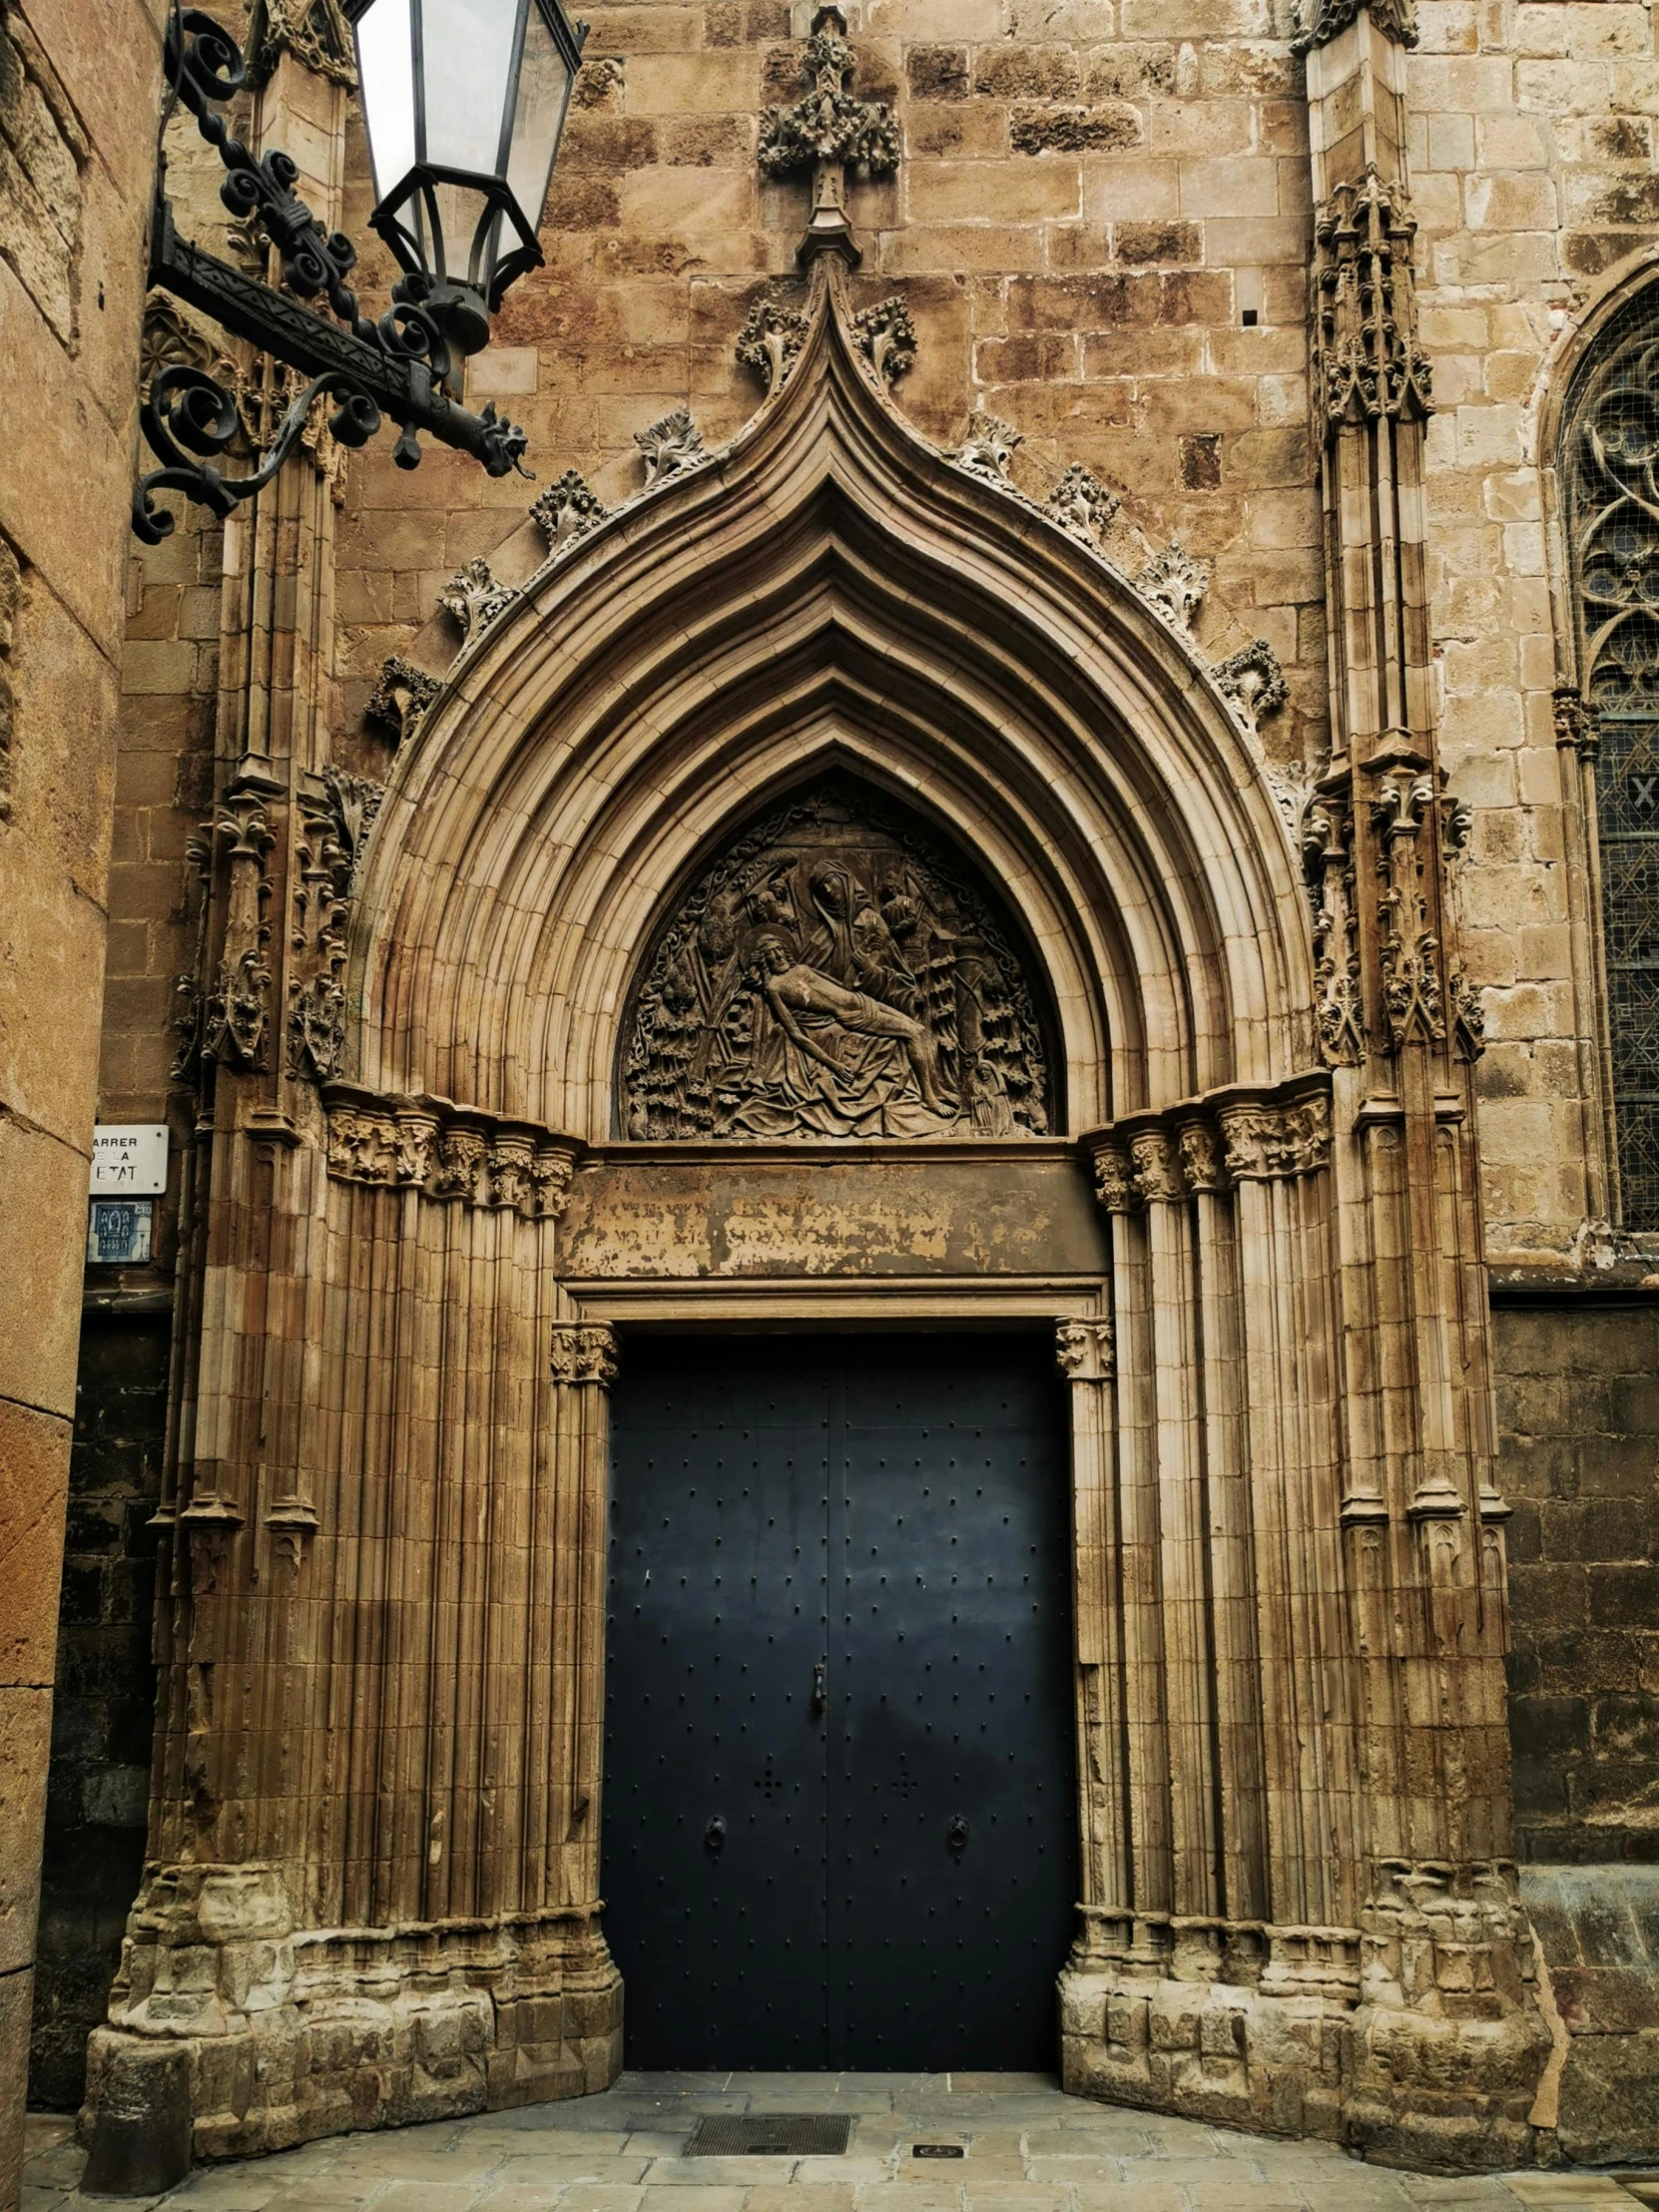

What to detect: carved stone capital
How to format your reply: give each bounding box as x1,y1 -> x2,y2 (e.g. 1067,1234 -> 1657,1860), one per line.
1552,685 -> 1600,762
323,1086 -> 582,1217
549,1323 -> 619,1388
1087,1081 -> 1334,1211
1055,1319 -> 1115,1382
1129,1128 -> 1184,1205
1295,0 -> 1417,51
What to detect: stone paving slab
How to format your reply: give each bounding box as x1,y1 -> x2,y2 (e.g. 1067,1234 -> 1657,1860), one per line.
22,2077 -> 1655,2212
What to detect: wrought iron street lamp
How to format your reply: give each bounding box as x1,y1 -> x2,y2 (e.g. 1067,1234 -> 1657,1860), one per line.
348,0 -> 585,357
135,0 -> 586,542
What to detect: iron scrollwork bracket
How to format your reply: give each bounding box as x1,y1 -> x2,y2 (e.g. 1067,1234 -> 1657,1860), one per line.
135,9 -> 532,544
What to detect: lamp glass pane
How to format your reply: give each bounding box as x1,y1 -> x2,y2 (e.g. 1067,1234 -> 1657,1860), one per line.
353,0 -> 416,205
418,0 -> 520,179
504,2 -> 574,237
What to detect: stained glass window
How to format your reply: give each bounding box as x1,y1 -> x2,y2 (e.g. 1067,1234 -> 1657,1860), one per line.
1565,289 -> 1659,1233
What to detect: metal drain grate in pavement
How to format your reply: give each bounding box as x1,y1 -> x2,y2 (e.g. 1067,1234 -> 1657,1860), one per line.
686,2114 -> 852,2158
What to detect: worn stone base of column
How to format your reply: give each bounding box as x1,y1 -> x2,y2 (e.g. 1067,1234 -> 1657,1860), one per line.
80,1866 -> 622,2179
1059,1962 -> 1549,2172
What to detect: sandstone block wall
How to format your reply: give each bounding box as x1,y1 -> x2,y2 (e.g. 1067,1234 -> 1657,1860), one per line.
1497,1302 -> 1659,1866
0,0 -> 162,2200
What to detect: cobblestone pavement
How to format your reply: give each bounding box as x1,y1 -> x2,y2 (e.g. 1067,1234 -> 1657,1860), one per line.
23,2077 -> 1654,2212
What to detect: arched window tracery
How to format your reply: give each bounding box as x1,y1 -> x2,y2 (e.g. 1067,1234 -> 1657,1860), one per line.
1565,286 -> 1659,1232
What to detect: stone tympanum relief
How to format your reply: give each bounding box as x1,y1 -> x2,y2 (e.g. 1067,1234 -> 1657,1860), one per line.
622,780 -> 1051,1141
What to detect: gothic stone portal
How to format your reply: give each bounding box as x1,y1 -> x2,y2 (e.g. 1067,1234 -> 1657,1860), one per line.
621,780 -> 1053,1141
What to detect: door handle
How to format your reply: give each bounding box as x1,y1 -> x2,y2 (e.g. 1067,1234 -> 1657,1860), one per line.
812,1661 -> 828,1715
946,1815 -> 968,1855
705,1815 -> 726,1854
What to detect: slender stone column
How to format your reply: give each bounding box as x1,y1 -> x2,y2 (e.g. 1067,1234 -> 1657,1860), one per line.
1295,0 -> 1551,2166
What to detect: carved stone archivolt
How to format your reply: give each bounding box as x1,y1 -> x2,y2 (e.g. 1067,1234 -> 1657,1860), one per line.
322,1084 -> 579,1215
622,779 -> 1052,1141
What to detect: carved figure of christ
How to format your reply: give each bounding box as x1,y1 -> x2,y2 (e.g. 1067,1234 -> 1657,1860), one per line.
755,935 -> 950,1116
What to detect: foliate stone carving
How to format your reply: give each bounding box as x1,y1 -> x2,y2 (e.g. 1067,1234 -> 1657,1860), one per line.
1136,540 -> 1210,635
738,292 -> 813,392
852,295 -> 916,387
440,556 -> 517,644
548,1323 -> 619,1388
1218,1094 -> 1333,1182
1302,789 -> 1366,1066
1212,639 -> 1289,735
1177,1121 -> 1224,1194
1129,1128 -> 1183,1205
248,0 -> 356,86
286,770 -> 383,1085
1294,0 -> 1417,51
635,406 -> 706,488
1313,169 -> 1432,428
1552,685 -> 1599,762
758,9 -> 900,187
530,469 -> 608,553
955,411 -> 1022,483
201,787 -> 277,1071
621,777 -> 1051,1141
1087,1082 -> 1334,1212
1371,766 -> 1445,1047
1045,464 -> 1120,546
323,1086 -> 579,1216
1092,1142 -> 1134,1214
1055,1319 -> 1115,1382
1436,791 -> 1485,1063
364,655 -> 441,745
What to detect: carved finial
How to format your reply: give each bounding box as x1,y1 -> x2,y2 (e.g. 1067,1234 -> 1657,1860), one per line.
954,410 -> 1022,483
1212,639 -> 1289,735
635,406 -> 706,488
737,291 -> 813,392
530,469 -> 608,553
759,5 -> 899,266
1046,464 -> 1121,546
364,656 -> 441,746
1136,540 -> 1210,634
852,294 -> 916,386
439,556 -> 517,644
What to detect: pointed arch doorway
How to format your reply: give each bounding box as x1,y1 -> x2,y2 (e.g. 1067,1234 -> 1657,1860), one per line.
602,1329 -> 1077,2072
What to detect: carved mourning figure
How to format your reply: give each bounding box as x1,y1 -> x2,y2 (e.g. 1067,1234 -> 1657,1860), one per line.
622,781 -> 1051,1140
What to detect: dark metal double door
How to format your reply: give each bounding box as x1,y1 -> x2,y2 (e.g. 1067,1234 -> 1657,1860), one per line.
602,1332 -> 1076,2070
